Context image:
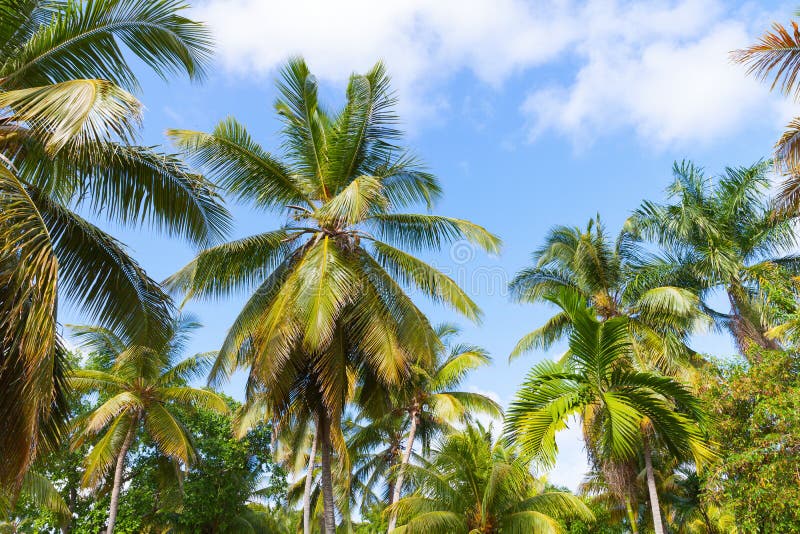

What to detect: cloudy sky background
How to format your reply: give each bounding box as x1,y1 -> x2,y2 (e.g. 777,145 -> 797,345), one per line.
63,0 -> 795,490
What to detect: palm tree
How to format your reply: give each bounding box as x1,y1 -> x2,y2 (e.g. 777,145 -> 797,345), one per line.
389,422 -> 593,533
734,12 -> 800,213
368,324 -> 502,532
509,215 -> 707,375
625,160 -> 799,354
505,287 -> 713,534
69,316 -> 227,533
0,0 -> 228,488
166,58 -> 500,533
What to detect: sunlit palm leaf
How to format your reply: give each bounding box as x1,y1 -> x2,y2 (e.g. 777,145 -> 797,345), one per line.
0,0 -> 211,90
0,79 -> 141,153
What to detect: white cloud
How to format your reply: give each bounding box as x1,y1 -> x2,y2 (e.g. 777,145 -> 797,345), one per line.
195,0 -> 785,146
195,0 -> 575,122
523,10 -> 782,148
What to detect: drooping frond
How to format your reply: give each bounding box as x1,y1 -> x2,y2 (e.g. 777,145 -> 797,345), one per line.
370,239 -> 481,321
0,0 -> 212,90
733,21 -> 800,98
22,142 -> 231,245
0,79 -> 141,153
164,229 -> 292,301
33,189 -> 173,345
0,164 -> 60,488
369,213 -> 501,253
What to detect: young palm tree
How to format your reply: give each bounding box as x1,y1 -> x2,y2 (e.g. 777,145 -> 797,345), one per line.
734,12 -> 800,212
505,287 -> 713,534
0,0 -> 227,488
370,324 -> 502,532
389,422 -> 593,533
69,316 -> 227,534
509,215 -> 707,375
625,160 -> 799,354
166,58 -> 500,533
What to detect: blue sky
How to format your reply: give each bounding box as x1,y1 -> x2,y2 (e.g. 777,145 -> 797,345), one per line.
62,0 -> 794,489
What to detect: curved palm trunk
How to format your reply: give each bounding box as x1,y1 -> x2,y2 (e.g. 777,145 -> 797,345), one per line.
106,420 -> 136,534
643,437 -> 664,534
387,408 -> 418,533
625,498 -> 639,534
318,411 -> 336,534
303,422 -> 319,534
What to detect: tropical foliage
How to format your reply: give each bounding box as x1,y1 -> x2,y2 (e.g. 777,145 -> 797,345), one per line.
505,287 -> 713,534
509,215 -> 707,374
0,0 -> 227,489
624,160 -> 798,353
735,10 -> 800,212
389,422 -> 593,533
165,58 -> 499,533
5,2 -> 800,532
69,316 -> 228,533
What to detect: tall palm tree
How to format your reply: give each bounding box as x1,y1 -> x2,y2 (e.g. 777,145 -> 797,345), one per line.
509,215 -> 707,375
734,12 -> 800,213
0,0 -> 227,488
625,160 -> 799,354
69,316 -> 227,534
166,58 -> 500,533
367,324 -> 502,532
389,422 -> 593,533
505,287 -> 713,534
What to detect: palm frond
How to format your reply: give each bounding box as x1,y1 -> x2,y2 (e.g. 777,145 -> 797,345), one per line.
0,164 -> 60,488
1,0 -> 211,89
370,213 -> 501,253
733,21 -> 800,98
0,79 -> 141,153
370,239 -> 481,321
33,188 -> 173,345
169,118 -> 311,209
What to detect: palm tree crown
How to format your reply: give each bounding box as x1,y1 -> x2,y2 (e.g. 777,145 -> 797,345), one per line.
390,422 -> 593,533
0,0 -> 228,488
509,215 -> 706,374
734,14 -> 800,212
625,160 -> 799,353
69,316 -> 227,533
505,287 -> 713,534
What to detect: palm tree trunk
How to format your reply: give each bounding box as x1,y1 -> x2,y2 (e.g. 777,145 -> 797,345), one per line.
318,411 -> 336,534
303,421 -> 319,534
643,437 -> 665,534
625,498 -> 639,534
387,408 -> 418,533
106,420 -> 136,534
727,286 -> 779,354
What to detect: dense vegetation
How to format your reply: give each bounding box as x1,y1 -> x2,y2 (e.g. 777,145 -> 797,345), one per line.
2,1 -> 800,532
